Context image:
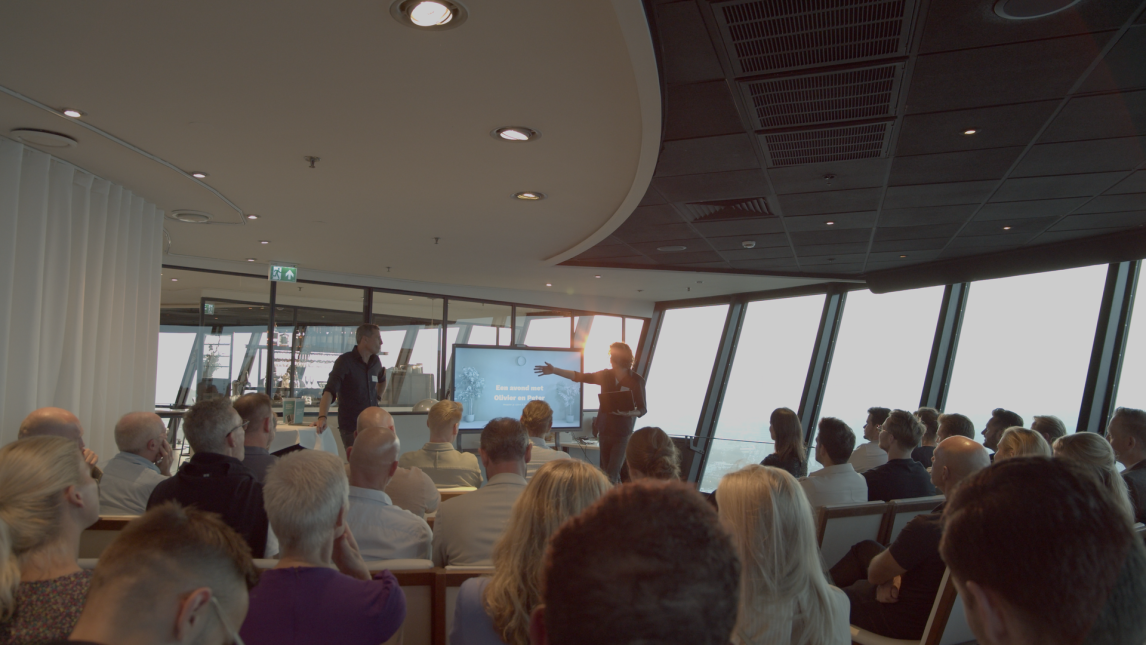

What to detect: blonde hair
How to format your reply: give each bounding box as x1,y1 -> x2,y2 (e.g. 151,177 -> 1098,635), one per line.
520,400 -> 553,438
995,427 -> 1052,461
0,437 -> 88,621
428,400 -> 463,435
263,450 -> 348,556
716,465 -> 839,645
1053,433 -> 1134,522
626,427 -> 680,480
483,460 -> 611,645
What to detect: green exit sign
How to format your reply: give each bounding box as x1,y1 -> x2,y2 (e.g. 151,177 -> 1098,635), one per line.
270,264 -> 297,282
203,303 -> 215,315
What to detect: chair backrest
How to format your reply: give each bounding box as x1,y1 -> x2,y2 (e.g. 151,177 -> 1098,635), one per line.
392,570 -> 435,645
882,495 -> 945,544
1134,522 -> 1145,539
919,568 -> 975,645
365,559 -> 435,571
78,516 -> 137,558
817,501 -> 891,567
439,487 -> 477,503
440,569 -> 493,645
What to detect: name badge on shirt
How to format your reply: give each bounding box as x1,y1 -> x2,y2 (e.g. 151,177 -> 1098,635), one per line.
371,375 -> 378,383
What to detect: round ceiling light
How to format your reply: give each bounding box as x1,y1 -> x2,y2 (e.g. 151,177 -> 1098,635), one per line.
61,109 -> 83,118
169,210 -> 212,224
191,171 -> 208,179
963,129 -> 977,135
10,129 -> 78,148
514,192 -> 545,200
246,214 -> 259,220
492,127 -> 540,142
993,0 -> 1081,19
656,245 -> 688,252
390,0 -> 468,30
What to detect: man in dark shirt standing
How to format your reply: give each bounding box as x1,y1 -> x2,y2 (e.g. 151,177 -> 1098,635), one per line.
1107,406 -> 1146,523
535,342 -> 645,483
863,409 -> 937,502
314,323 -> 386,451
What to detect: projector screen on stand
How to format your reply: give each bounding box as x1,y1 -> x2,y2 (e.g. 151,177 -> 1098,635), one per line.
451,345 -> 583,430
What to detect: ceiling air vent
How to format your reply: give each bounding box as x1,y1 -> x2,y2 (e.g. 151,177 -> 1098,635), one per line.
740,62 -> 904,130
714,0 -> 917,76
680,197 -> 775,223
760,121 -> 892,167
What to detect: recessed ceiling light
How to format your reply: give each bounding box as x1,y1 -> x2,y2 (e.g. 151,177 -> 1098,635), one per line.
546,283 -> 553,287
170,210 -> 212,224
963,129 -> 977,135
994,0 -> 1082,20
191,172 -> 208,179
259,240 -> 270,244
900,255 -> 907,258
390,0 -> 468,29
61,108 -> 83,118
410,1 -> 451,25
656,245 -> 688,252
10,129 -> 78,148
594,275 -> 601,278
246,214 -> 259,220
246,258 -> 256,262
515,192 -> 545,200
170,278 -> 178,282
492,127 -> 540,142
1003,226 -> 1012,230
826,221 -> 836,226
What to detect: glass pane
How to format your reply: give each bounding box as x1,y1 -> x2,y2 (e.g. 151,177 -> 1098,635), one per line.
372,292 -> 444,408
818,286 -> 945,445
625,317 -> 646,348
700,295 -> 826,492
641,305 -> 730,439
448,301 -> 512,348
1117,273 -> 1146,411
518,308 -> 572,347
577,315 -> 624,409
273,284 -> 365,402
945,265 -> 1107,438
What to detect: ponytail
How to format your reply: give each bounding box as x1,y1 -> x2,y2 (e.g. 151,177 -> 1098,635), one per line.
626,427 -> 681,480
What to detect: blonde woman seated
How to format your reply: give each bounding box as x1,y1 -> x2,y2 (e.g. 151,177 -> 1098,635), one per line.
717,465 -> 849,645
1053,432 -> 1135,521
0,436 -> 100,644
993,427 -> 1052,461
520,400 -> 570,481
626,426 -> 681,481
450,460 -> 611,645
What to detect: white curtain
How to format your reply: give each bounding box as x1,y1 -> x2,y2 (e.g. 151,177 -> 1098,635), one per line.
0,137 -> 163,464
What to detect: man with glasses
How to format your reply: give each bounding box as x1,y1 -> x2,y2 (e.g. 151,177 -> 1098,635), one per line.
148,398 -> 279,557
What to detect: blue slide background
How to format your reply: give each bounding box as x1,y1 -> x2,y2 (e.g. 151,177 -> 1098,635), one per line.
452,346 -> 582,430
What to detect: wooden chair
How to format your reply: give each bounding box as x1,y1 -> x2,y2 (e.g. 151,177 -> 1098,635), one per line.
850,568 -> 974,645
390,569 -> 436,645
79,516 -> 137,558
880,496 -> 945,545
817,501 -> 891,568
436,568 -> 492,645
438,487 -> 476,503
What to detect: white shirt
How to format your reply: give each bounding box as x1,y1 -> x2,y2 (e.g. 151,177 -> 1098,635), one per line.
848,441 -> 889,474
347,486 -> 433,561
432,472 -> 527,567
98,451 -> 167,515
384,466 -> 441,518
799,463 -> 868,510
525,437 -> 571,481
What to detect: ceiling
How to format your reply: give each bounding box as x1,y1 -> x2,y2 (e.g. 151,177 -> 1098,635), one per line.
562,0 -> 1146,281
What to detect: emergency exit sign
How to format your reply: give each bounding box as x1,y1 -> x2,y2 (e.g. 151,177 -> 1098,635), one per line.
270,264 -> 297,282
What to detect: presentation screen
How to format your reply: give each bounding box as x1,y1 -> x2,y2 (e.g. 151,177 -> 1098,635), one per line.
451,345 -> 583,430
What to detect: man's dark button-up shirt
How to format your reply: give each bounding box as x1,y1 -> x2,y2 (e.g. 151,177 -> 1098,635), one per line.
324,349 -> 385,433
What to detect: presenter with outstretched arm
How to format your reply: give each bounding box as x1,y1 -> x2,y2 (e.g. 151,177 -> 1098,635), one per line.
534,342 -> 646,483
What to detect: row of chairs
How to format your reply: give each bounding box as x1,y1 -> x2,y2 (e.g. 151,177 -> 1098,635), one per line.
815,495 -> 945,568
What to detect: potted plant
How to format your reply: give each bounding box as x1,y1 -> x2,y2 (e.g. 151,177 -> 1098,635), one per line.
456,367 -> 484,422
557,383 -> 579,424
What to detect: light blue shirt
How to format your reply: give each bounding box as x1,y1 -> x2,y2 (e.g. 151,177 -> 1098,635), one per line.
347,486 -> 433,561
450,577 -> 507,645
99,451 -> 167,515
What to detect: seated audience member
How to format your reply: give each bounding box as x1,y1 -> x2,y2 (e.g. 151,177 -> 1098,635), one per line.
993,427 -> 1051,461
355,407 -> 440,518
625,426 -> 681,481
831,436 -> 989,640
799,417 -> 867,509
529,480 -> 740,645
719,465 -> 849,644
861,410 -> 936,502
981,408 -> 1024,458
433,418 -> 531,567
400,400 -> 482,488
148,398 -> 276,558
849,407 -> 890,473
761,408 -> 808,478
1106,406 -> 1146,523
451,460 -> 610,645
62,503 -> 259,645
935,412 -> 975,441
99,412 -> 173,515
1031,414 -> 1067,447
1053,432 -> 1134,522
241,450 -> 406,645
0,436 -> 99,643
234,393 -> 277,483
940,458 -> 1146,645
520,401 -> 570,481
911,407 -> 939,466
18,407 -> 100,479
347,427 -> 433,560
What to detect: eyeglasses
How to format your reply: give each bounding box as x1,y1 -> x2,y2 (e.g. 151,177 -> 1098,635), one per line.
225,419 -> 250,437
209,595 -> 245,645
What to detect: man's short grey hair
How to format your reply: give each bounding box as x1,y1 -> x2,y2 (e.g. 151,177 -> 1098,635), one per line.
182,398 -> 238,455
113,412 -> 164,454
263,450 -> 349,555
480,417 -> 529,464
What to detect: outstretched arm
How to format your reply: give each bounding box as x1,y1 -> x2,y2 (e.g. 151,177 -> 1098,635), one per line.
534,362 -> 578,381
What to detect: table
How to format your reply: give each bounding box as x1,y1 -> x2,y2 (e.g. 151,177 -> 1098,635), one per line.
270,424 -> 341,456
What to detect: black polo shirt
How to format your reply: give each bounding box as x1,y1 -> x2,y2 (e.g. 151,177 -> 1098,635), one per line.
884,502 -> 947,639
577,368 -> 646,437
323,348 -> 385,433
1123,460 -> 1146,523
863,458 -> 937,502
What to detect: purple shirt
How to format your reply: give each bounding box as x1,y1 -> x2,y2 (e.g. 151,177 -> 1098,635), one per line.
239,567 -> 406,645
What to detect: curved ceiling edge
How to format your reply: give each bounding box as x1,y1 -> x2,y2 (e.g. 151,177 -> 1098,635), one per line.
543,0 -> 661,266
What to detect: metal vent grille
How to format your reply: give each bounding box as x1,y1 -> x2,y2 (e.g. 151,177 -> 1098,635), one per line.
681,197 -> 775,222
714,0 -> 916,76
761,121 -> 892,166
741,63 -> 903,130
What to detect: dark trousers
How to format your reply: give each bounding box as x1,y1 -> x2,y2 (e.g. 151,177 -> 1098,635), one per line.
829,540 -> 906,639
599,429 -> 632,484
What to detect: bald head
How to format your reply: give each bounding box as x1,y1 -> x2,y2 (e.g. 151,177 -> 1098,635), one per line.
114,412 -> 166,454
356,407 -> 394,434
348,427 -> 400,491
19,407 -> 84,448
931,436 -> 991,495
